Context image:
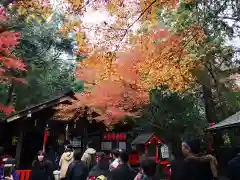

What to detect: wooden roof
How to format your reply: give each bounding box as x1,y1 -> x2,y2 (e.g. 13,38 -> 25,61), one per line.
206,111 -> 240,131
52,93 -> 132,126
131,133 -> 154,145
6,90 -> 75,123
52,95 -> 98,121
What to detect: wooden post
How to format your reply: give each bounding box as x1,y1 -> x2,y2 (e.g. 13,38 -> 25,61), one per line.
15,130 -> 24,168
83,125 -> 88,150
65,124 -> 69,141
82,107 -> 89,150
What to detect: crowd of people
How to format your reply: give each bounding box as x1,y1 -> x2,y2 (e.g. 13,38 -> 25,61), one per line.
2,139 -> 240,180
27,141 -> 159,180
27,140 -> 220,180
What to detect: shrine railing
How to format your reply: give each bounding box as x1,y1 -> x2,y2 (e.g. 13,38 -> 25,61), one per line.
16,170 -> 31,180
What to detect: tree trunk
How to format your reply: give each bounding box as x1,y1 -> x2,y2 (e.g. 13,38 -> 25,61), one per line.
202,84 -> 217,123
6,81 -> 14,105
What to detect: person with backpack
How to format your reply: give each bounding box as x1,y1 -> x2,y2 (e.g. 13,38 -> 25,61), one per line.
81,141 -> 96,170
59,148 -> 74,180
65,149 -> 89,180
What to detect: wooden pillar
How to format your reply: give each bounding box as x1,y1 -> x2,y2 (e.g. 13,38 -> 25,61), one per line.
15,130 -> 24,168
79,118 -> 88,151
65,124 -> 69,141
82,107 -> 89,150
83,125 -> 88,149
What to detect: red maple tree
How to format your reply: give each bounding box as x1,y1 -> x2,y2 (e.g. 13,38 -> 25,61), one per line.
71,50 -> 149,125
0,6 -> 26,115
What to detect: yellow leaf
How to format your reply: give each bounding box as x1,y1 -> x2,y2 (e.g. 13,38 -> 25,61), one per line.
17,7 -> 27,16
106,2 -> 118,15
75,32 -> 85,46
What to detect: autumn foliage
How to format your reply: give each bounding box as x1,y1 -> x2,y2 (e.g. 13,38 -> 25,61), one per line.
57,0 -> 179,53
54,24 -> 204,125
51,0 -> 207,125
8,0 -> 52,24
60,50 -> 148,125
2,0 -> 205,123
0,6 -> 26,115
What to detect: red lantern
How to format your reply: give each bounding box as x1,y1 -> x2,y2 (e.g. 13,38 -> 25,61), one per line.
108,133 -> 111,141
118,133 -> 122,140
118,133 -> 123,141
116,133 -> 119,140
122,133 -> 126,140
112,133 -> 116,140
106,133 -> 111,140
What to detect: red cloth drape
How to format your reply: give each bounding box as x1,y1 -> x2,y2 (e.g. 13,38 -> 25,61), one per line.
43,129 -> 48,152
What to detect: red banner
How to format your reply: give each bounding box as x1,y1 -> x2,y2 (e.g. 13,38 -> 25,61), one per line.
43,129 -> 48,152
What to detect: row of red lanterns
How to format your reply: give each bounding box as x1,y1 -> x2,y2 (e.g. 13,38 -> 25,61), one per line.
103,132 -> 126,141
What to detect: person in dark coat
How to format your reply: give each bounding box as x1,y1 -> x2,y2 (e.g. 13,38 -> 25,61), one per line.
177,140 -> 217,180
87,152 -> 109,178
30,150 -> 54,180
134,158 -> 158,180
169,156 -> 184,180
46,146 -> 59,170
65,149 -> 89,180
108,151 -> 136,180
228,153 -> 240,180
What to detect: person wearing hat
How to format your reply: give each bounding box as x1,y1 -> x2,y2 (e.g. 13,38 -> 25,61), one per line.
179,139 -> 218,180
81,141 -> 96,170
59,148 -> 74,180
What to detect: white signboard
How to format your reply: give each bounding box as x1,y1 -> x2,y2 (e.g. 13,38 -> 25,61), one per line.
101,141 -> 112,150
118,142 -> 126,150
71,137 -> 82,147
161,144 -> 169,159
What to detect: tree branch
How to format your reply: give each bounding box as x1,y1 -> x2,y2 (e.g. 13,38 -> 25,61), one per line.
114,0 -> 157,51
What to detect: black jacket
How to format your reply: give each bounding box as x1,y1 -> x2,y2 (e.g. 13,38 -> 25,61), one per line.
170,159 -> 184,180
180,158 -> 200,180
108,164 -> 136,180
173,156 -> 214,180
88,164 -> 109,177
228,154 -> 240,180
88,158 -> 109,178
30,160 -> 54,180
65,160 -> 89,180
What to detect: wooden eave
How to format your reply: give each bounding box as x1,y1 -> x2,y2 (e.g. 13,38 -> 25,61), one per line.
206,111 -> 240,131
6,90 -> 76,123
